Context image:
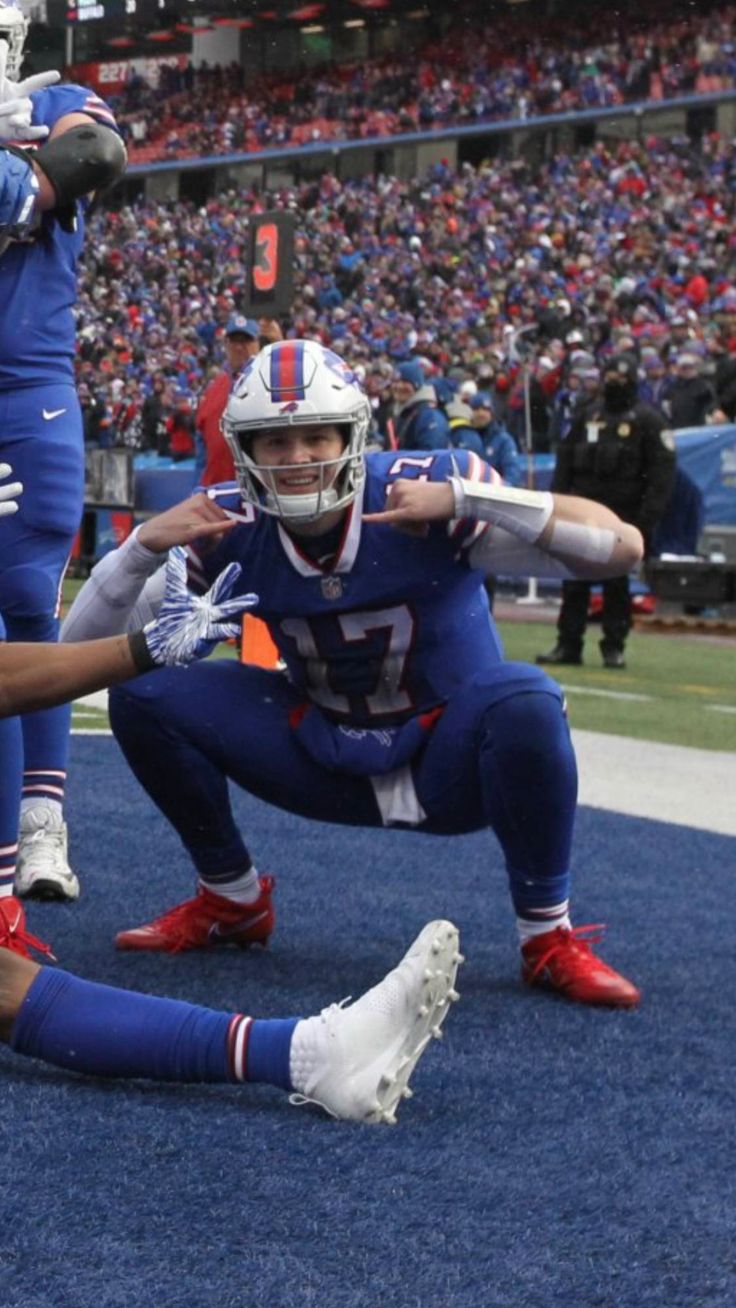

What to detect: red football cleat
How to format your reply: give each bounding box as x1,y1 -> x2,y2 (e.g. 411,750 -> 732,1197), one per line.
521,924 -> 640,1008
115,876 -> 275,954
0,895 -> 55,961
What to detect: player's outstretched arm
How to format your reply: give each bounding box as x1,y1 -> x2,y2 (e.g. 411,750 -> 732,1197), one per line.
363,477 -> 643,579
0,632 -> 149,718
1,552 -> 257,717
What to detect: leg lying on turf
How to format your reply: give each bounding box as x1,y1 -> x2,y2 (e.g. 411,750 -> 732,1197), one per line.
0,921 -> 462,1124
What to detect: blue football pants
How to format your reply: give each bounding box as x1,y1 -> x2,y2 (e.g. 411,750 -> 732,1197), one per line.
109,660 -> 578,919
0,384 -> 84,866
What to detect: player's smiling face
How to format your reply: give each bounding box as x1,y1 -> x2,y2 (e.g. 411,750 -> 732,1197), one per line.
251,424 -> 345,496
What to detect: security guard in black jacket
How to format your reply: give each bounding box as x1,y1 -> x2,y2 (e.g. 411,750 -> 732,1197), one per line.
537,355 -> 675,669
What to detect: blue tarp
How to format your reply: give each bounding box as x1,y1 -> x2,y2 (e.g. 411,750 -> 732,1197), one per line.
671,425 -> 736,526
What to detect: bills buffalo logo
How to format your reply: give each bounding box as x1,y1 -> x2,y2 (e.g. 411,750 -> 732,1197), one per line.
279,401 -> 301,414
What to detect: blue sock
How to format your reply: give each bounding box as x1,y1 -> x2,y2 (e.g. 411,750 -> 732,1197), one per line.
246,1018 -> 299,1091
11,968 -> 298,1090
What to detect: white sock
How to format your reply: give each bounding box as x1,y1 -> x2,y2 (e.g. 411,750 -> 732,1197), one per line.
288,1016 -> 320,1095
20,798 -> 63,820
199,868 -> 261,905
517,913 -> 571,946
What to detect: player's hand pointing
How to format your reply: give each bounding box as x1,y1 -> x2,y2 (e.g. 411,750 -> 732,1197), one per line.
363,478 -> 455,533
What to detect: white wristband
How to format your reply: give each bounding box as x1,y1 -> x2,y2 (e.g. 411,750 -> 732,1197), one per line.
450,476 -> 554,544
548,519 -> 616,565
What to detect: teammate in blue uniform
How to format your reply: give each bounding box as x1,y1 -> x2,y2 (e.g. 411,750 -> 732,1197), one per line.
63,340 -> 645,1007
0,464 -> 456,1125
0,5 -> 125,906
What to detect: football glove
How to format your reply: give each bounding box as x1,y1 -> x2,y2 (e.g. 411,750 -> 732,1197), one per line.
142,545 -> 258,668
0,461 -> 22,517
0,144 -> 39,249
0,41 -> 59,142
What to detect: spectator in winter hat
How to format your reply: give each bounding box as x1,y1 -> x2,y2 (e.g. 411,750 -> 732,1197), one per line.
468,392 -> 522,485
663,352 -> 716,429
446,397 -> 485,458
196,316 -> 280,486
638,350 -> 667,410
390,360 -> 451,451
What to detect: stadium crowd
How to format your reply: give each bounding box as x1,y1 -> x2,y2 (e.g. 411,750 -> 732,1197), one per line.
108,1 -> 736,165
77,130 -> 736,456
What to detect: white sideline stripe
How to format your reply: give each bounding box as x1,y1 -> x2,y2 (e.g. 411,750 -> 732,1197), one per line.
76,690 -> 109,710
561,684 -> 653,703
572,729 -> 736,838
705,704 -> 736,716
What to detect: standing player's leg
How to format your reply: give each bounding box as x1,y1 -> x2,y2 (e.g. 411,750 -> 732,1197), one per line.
1,390 -> 85,903
414,663 -> 640,1007
0,613 -> 53,956
108,660 -> 382,952
0,919 -> 461,1123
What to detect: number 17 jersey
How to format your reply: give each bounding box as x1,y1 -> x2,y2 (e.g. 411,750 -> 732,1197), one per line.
189,448 -> 504,726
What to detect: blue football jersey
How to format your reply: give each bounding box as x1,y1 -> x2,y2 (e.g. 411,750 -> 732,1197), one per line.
0,84 -> 119,390
189,449 -> 505,726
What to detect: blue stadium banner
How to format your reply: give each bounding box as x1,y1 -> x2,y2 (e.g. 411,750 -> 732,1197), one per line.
674,425 -> 736,526
244,211 -> 295,318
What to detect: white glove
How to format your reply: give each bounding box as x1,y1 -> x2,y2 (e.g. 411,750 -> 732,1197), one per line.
0,41 -> 60,142
0,461 -> 22,517
141,545 -> 258,667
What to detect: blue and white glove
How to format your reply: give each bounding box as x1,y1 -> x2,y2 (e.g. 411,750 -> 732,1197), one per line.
0,460 -> 22,516
141,545 -> 258,668
0,144 -> 39,249
0,41 -> 59,142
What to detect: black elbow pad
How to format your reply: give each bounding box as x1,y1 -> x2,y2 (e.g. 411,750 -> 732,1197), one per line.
34,124 -> 127,206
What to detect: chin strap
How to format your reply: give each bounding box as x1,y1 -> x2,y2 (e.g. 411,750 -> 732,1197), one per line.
266,487 -> 340,522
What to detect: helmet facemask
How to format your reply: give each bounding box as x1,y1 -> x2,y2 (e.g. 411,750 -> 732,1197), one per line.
222,341 -> 370,525
0,5 -> 28,80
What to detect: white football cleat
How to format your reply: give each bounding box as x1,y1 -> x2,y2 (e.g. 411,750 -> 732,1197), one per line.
15,804 -> 80,902
289,919 -> 462,1124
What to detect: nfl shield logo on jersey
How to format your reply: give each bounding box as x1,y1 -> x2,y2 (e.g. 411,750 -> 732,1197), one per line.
321,575 -> 343,601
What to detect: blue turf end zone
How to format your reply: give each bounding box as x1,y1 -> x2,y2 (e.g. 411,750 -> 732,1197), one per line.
1,736 -> 734,1308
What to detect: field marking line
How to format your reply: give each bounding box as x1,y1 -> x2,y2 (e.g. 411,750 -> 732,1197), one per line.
572,729 -> 736,837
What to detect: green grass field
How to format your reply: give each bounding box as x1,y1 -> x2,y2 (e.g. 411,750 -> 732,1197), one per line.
63,578 -> 736,753
498,617 -> 736,752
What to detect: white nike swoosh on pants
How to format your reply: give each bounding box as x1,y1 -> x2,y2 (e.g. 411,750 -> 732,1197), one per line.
42,408 -> 67,420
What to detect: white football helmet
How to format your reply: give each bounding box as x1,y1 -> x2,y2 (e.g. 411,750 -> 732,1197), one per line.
0,3 -> 28,79
222,339 -> 371,524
